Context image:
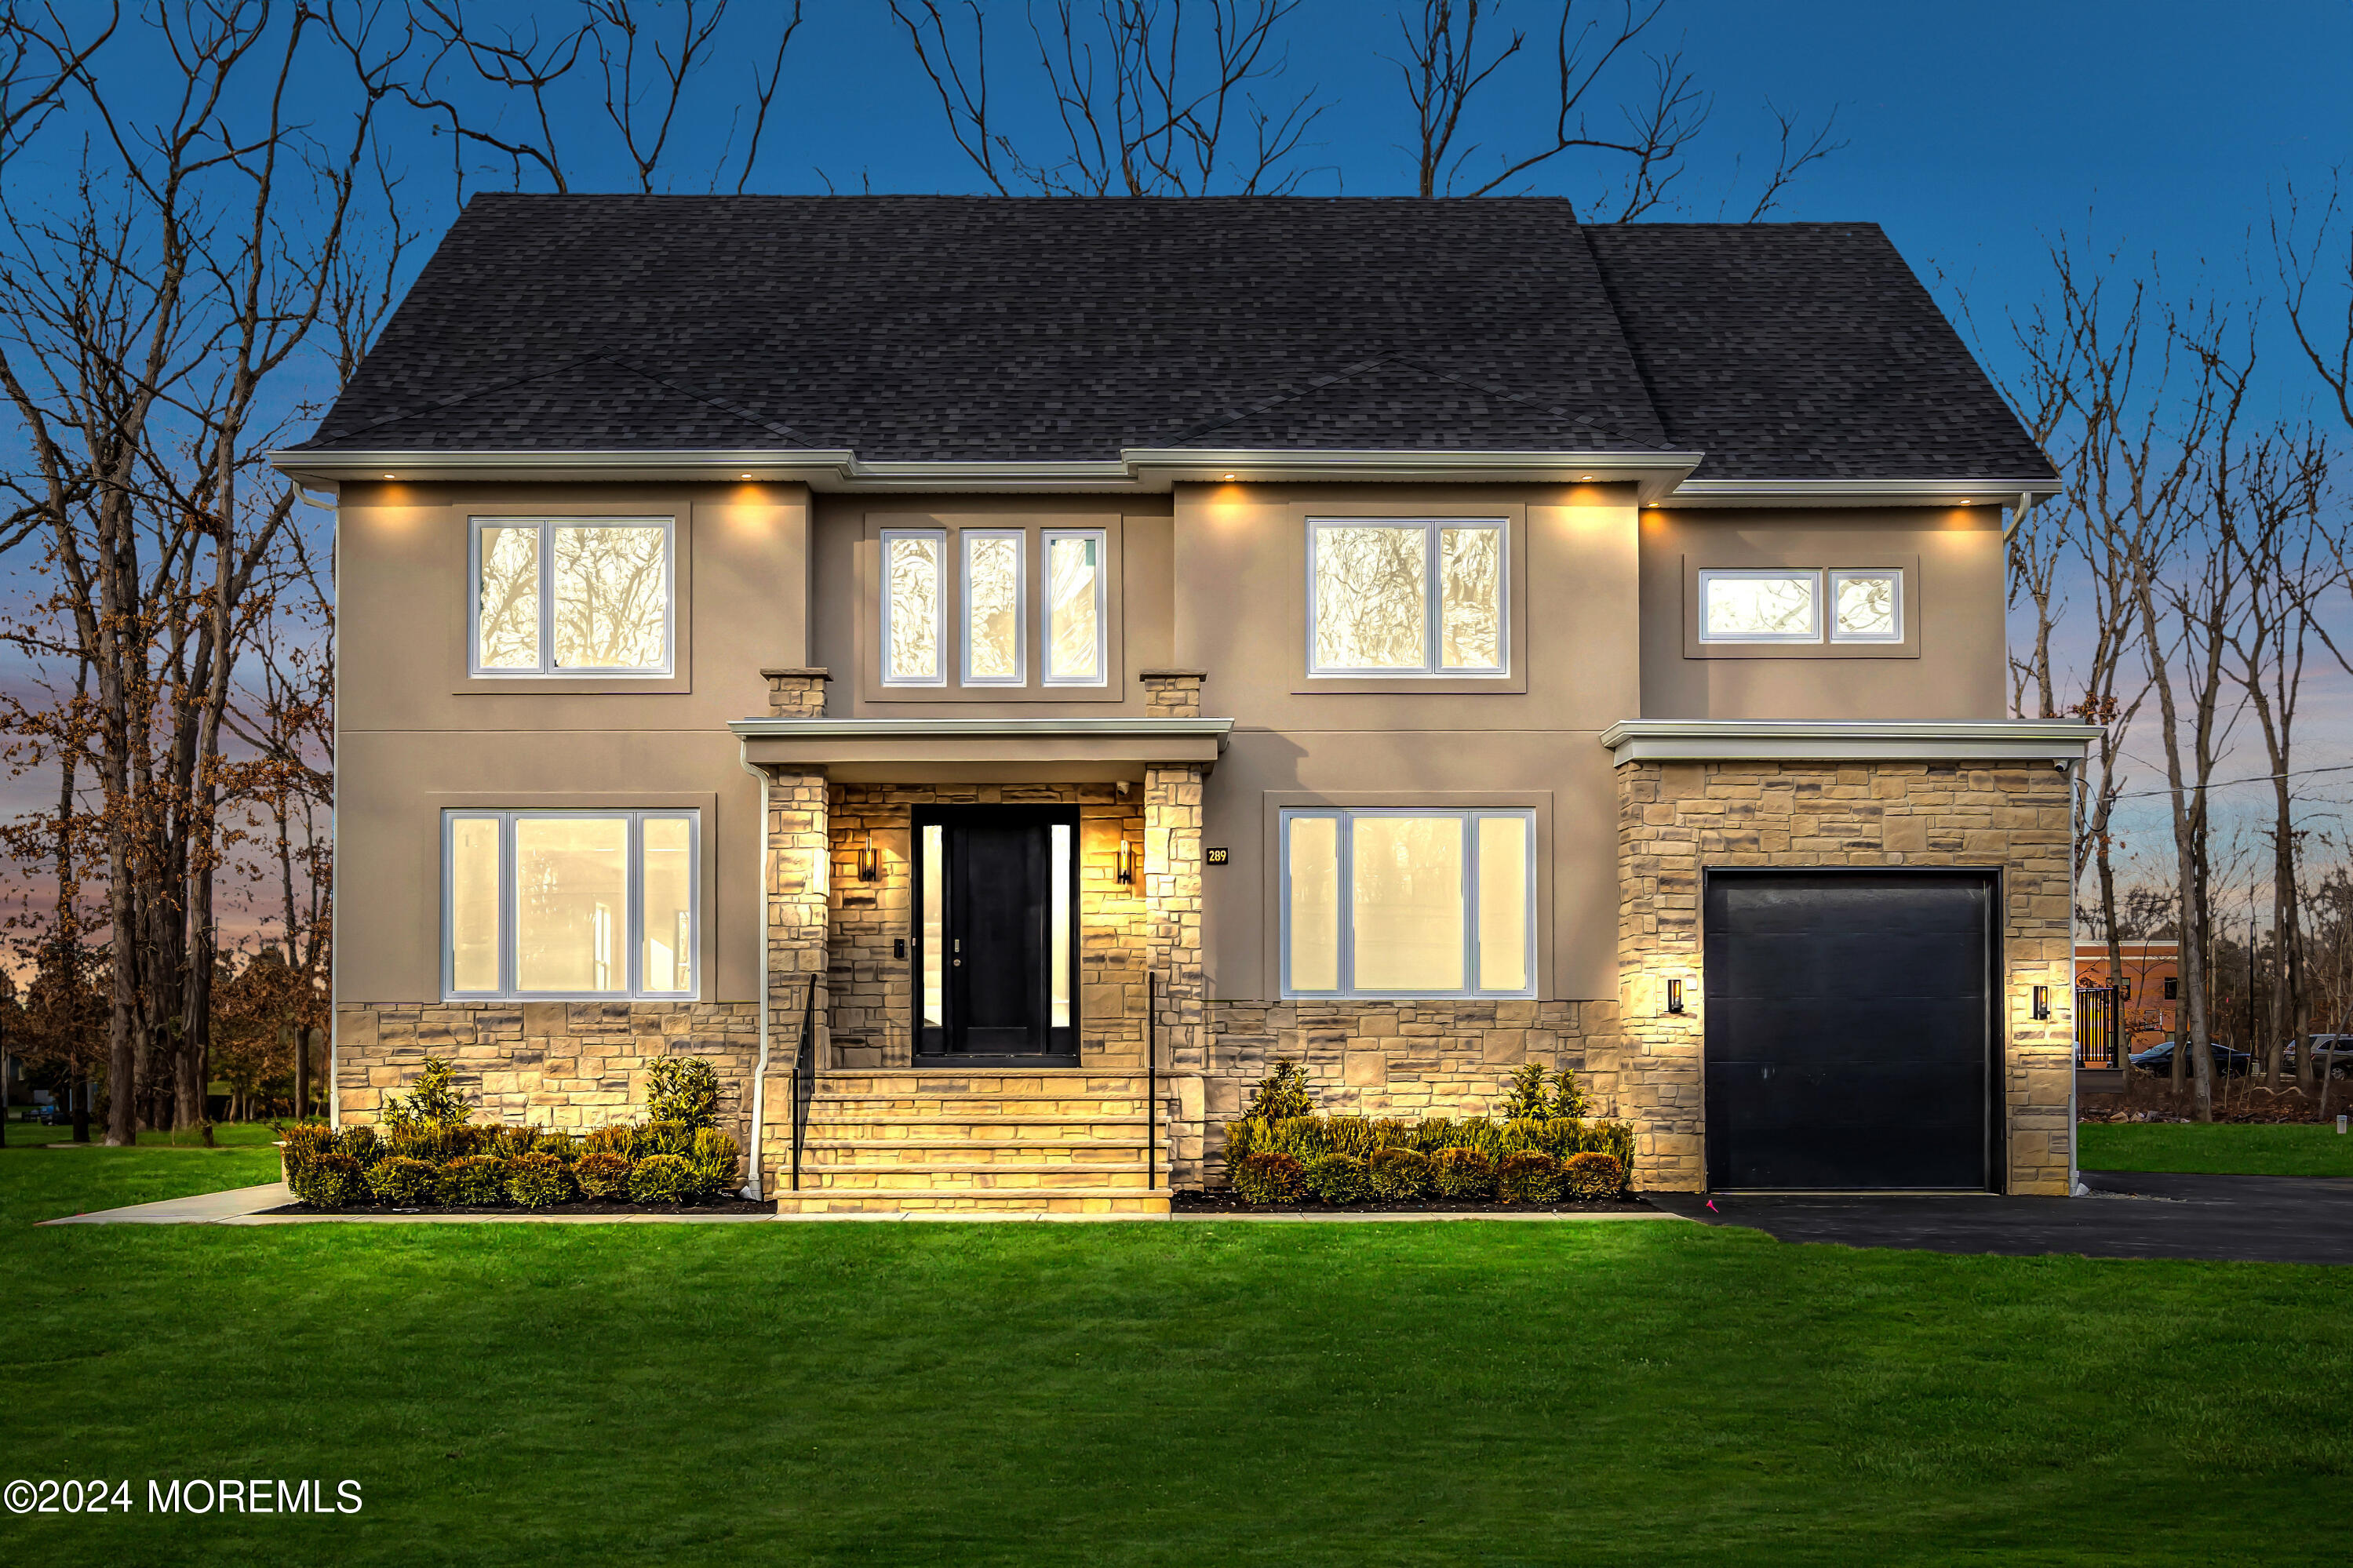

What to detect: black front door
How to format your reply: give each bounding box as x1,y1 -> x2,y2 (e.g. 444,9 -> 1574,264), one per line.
1704,870 -> 1996,1191
912,806 -> 1078,1060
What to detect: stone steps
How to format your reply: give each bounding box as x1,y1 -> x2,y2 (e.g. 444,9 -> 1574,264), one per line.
773,1188 -> 1171,1216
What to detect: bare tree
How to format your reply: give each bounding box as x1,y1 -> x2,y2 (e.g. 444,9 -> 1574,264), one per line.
891,0 -> 1327,195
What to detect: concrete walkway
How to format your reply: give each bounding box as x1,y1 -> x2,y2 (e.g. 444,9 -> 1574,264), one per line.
1649,1170 -> 2353,1265
42,1181 -> 296,1225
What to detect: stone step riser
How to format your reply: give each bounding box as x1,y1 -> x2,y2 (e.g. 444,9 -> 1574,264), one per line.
799,1100 -> 1166,1119
804,1148 -> 1149,1166
796,1169 -> 1157,1191
774,1197 -> 1171,1216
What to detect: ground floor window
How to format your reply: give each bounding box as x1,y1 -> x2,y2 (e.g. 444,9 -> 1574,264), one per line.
443,809 -> 698,1000
1279,808 -> 1535,999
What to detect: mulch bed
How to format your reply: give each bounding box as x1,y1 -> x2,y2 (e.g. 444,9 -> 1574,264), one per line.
262,1196 -> 776,1217
1172,1191 -> 1654,1217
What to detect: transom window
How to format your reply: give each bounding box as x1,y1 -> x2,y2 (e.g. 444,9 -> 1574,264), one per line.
443,810 -> 698,1000
1306,518 -> 1506,676
1697,567 -> 1901,645
471,518 -> 673,675
1280,809 -> 1535,999
883,526 -> 1108,687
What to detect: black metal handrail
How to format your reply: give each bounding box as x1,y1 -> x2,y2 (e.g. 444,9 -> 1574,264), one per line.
790,970 -> 818,1191
1146,970 -> 1157,1191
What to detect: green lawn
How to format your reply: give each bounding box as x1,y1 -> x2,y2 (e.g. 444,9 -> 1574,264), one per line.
1,1117 -> 295,1151
2079,1119 -> 2353,1177
4,1144 -> 2350,1565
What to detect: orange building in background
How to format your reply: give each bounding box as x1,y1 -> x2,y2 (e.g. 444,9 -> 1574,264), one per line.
2074,940 -> 2180,1064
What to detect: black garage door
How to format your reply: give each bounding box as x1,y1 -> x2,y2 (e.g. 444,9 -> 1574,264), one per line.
1705,871 -> 1995,1191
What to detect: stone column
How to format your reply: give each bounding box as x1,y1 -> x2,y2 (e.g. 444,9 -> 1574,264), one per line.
1615,761 -> 1706,1191
1138,668 -> 1207,719
1138,668 -> 1210,1187
762,667 -> 831,718
763,768 -> 829,1179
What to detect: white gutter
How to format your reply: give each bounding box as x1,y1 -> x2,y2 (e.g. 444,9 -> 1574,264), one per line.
1600,718 -> 2101,765
1661,476 -> 2063,509
727,716 -> 1234,740
735,740 -> 770,1202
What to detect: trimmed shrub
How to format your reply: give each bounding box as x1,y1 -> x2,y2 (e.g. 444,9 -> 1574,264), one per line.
366,1155 -> 439,1207
281,1123 -> 336,1188
1428,1118 -> 1502,1158
628,1152 -> 697,1205
386,1122 -> 485,1165
1222,1119 -> 1260,1170
1551,1066 -> 1590,1120
687,1127 -> 741,1198
1429,1147 -> 1495,1199
1500,1061 -> 1553,1120
1242,1058 -> 1314,1122
1412,1117 -> 1459,1153
1229,1151 -> 1306,1205
585,1125 -> 636,1158
380,1056 -> 473,1131
304,1152 -> 364,1208
1564,1151 -> 1626,1199
1304,1152 -> 1371,1203
1258,1115 -> 1329,1162
1320,1117 -> 1377,1159
1368,1118 -> 1418,1151
639,1120 -> 694,1159
438,1155 -> 508,1206
1582,1120 -> 1637,1171
647,1057 -> 721,1130
541,1131 -> 585,1164
485,1124 -> 548,1160
333,1124 -> 380,1166
504,1152 -> 574,1209
573,1150 -> 632,1198
1496,1151 -> 1567,1205
1368,1147 -> 1431,1201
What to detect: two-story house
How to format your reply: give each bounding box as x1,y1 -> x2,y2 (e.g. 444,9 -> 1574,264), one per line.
275,195 -> 2096,1213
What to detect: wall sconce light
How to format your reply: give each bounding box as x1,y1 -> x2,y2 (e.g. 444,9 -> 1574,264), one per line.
1665,978 -> 1685,1014
2031,985 -> 2051,1021
858,830 -> 879,882
1116,838 -> 1135,885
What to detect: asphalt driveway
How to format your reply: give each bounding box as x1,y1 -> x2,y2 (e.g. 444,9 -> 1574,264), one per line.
1647,1170 -> 2353,1264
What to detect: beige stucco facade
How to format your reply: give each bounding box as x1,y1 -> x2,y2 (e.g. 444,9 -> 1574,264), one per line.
329,472 -> 2085,1199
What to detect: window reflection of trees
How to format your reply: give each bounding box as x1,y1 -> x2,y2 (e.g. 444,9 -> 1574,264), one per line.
553,526 -> 668,669
476,526 -> 541,668
1707,576 -> 1816,638
887,535 -> 942,680
1440,526 -> 1500,669
1047,535 -> 1101,680
1315,525 -> 1427,668
965,534 -> 1021,678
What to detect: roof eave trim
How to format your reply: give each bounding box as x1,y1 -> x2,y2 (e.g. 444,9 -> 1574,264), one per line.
727,717 -> 1234,740
1659,476 -> 2063,509
1599,718 -> 2101,764
264,446 -> 1705,499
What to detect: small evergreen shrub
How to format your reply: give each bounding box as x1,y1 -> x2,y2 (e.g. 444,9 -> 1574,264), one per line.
1258,1116 -> 1328,1162
573,1150 -> 633,1198
1368,1147 -> 1431,1201
1430,1147 -> 1495,1199
687,1127 -> 741,1197
1321,1117 -> 1377,1159
1242,1058 -> 1314,1122
304,1152 -> 363,1208
639,1120 -> 694,1159
281,1123 -> 336,1188
1368,1118 -> 1418,1150
1496,1151 -> 1566,1204
333,1124 -> 380,1166
585,1125 -> 636,1158
1412,1117 -> 1459,1152
1304,1152 -> 1371,1203
486,1124 -> 548,1160
628,1152 -> 697,1205
1500,1061 -> 1553,1120
1583,1120 -> 1636,1171
504,1152 -> 574,1209
1230,1151 -> 1305,1204
1564,1151 -> 1626,1199
366,1155 -> 439,1207
380,1056 -> 473,1131
1551,1066 -> 1590,1120
386,1122 -> 485,1165
1222,1119 -> 1260,1169
647,1057 -> 721,1129
438,1155 -> 508,1206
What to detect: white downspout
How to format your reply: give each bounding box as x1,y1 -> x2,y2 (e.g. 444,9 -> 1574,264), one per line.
297,483 -> 342,1131
738,740 -> 771,1199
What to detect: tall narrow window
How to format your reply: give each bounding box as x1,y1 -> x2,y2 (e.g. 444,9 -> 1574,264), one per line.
1280,809 -> 1534,999
920,824 -> 945,1028
443,810 -> 698,999
1043,529 -> 1106,684
1050,822 -> 1073,1028
1308,518 -> 1506,675
469,518 -> 672,675
962,530 -> 1024,683
882,530 -> 946,685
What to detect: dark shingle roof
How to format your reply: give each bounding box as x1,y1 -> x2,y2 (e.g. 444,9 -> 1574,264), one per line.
299,195 -> 2052,481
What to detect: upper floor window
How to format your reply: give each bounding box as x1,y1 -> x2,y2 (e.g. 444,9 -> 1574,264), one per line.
472,518 -> 673,675
1307,518 -> 1505,676
1280,808 -> 1535,999
883,525 -> 1108,688
1698,567 -> 1900,646
443,809 -> 698,1000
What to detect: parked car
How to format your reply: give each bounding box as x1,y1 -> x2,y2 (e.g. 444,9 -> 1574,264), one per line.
2283,1036 -> 2353,1077
2128,1039 -> 2256,1076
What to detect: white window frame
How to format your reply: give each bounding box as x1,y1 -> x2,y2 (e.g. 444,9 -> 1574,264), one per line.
1828,568 -> 1904,643
880,527 -> 949,686
1695,567 -> 1823,645
467,517 -> 675,677
1040,527 -> 1110,687
958,529 -> 1028,685
1305,517 -> 1510,678
440,809 -> 701,1002
1278,807 -> 1536,1000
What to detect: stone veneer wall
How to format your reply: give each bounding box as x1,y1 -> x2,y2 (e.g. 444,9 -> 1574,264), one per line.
826,783 -> 1149,1069
1615,759 -> 2074,1196
331,1002 -> 761,1151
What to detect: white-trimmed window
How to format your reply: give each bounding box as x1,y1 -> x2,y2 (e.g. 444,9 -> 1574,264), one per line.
471,518 -> 672,675
1043,529 -> 1107,685
961,529 -> 1025,684
443,809 -> 698,1000
1699,567 -> 1903,645
1306,518 -> 1506,676
882,529 -> 948,685
1280,809 -> 1535,999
